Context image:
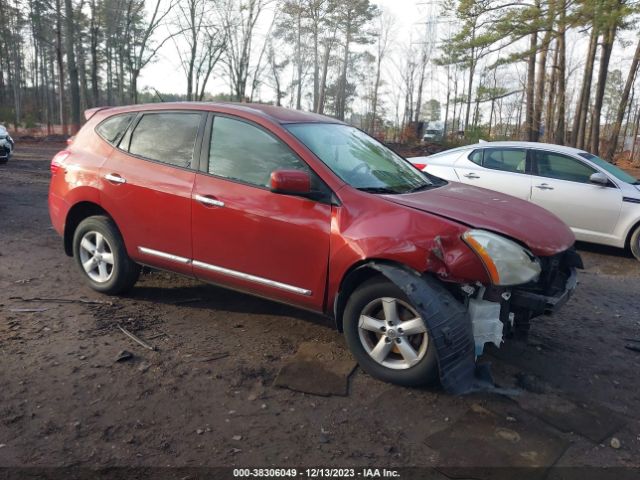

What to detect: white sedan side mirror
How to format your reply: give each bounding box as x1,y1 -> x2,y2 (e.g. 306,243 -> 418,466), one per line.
589,172 -> 609,186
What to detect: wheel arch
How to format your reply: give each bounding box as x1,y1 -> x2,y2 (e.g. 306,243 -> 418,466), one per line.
334,259 -> 479,394
624,217 -> 640,250
64,201 -> 114,256
333,259 -> 422,332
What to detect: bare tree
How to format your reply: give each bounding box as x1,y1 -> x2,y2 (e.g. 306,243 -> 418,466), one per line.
174,0 -> 227,101
368,8 -> 395,134
217,0 -> 266,102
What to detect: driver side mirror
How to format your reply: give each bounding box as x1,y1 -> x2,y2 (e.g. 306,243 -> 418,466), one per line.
589,172 -> 609,186
270,169 -> 311,196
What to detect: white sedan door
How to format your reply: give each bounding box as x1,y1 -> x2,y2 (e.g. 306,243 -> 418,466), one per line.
453,147 -> 533,200
529,149 -> 622,241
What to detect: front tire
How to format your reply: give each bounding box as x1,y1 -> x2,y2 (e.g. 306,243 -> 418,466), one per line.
343,278 -> 438,387
630,225 -> 640,261
72,216 -> 140,294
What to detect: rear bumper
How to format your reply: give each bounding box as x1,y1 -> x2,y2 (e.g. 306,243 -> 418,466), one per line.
48,191 -> 68,236
510,267 -> 578,315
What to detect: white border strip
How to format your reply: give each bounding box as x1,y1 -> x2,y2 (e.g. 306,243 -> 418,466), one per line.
137,246 -> 311,296
192,260 -> 312,296
138,246 -> 191,264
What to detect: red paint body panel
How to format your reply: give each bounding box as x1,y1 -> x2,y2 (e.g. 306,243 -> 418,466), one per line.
100,149 -> 195,276
192,174 -> 331,310
49,102 -> 576,318
383,182 -> 576,256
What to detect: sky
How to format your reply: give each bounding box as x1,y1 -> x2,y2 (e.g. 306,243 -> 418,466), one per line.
136,0 -> 636,123
139,0 -> 441,100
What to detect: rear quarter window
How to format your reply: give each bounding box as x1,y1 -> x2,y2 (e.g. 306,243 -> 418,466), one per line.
468,150 -> 483,165
96,114 -> 136,145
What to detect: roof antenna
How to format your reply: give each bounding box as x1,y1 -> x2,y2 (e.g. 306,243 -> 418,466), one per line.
152,88 -> 165,103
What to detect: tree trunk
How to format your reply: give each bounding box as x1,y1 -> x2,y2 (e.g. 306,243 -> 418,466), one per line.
571,27 -> 597,148
64,0 -> 81,131
317,40 -> 332,114
525,31 -> 538,141
370,56 -> 382,134
296,9 -> 302,110
90,0 -> 99,105
590,24 -> 617,155
545,42 -> 559,142
603,35 -> 640,160
533,17 -> 553,142
336,26 -> 351,121
554,1 -> 566,145
55,0 -> 67,134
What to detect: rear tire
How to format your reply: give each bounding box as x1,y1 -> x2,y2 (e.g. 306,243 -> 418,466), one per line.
631,225 -> 640,261
343,278 -> 438,387
72,215 -> 140,294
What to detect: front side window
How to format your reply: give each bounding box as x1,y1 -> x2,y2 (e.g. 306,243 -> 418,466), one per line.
128,112 -> 202,168
286,123 -> 433,194
578,152 -> 639,184
480,148 -> 527,173
208,116 -> 309,188
96,113 -> 136,146
533,150 -> 596,183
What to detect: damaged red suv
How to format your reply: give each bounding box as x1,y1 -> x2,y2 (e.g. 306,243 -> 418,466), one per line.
49,103 -> 582,393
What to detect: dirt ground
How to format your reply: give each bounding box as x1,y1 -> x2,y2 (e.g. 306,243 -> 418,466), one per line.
1,143 -> 640,475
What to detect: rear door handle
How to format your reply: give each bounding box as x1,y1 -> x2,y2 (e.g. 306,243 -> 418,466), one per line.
194,194 -> 225,208
463,173 -> 480,179
535,183 -> 554,190
105,173 -> 126,184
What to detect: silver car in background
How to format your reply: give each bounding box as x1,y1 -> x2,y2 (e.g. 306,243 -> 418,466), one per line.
0,125 -> 14,164
410,141 -> 640,260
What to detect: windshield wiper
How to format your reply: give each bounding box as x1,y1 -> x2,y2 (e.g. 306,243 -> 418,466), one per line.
356,187 -> 399,194
406,183 -> 435,193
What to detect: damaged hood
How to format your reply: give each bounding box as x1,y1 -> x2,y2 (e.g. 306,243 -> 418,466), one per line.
384,182 -> 575,257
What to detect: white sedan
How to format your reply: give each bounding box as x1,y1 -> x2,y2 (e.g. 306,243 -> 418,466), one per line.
409,141 -> 640,260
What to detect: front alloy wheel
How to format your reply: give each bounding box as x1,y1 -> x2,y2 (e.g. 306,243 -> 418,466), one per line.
358,297 -> 429,370
344,278 -> 438,387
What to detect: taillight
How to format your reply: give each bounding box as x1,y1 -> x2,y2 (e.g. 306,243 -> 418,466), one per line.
51,150 -> 70,175
413,162 -> 427,170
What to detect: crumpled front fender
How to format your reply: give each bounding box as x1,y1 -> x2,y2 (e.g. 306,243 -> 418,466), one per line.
365,262 -> 483,394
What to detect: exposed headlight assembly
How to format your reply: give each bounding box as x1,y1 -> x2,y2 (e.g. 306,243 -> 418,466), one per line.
462,229 -> 541,286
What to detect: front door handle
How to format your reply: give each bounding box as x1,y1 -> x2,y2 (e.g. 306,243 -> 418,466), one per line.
463,173 -> 480,179
535,183 -> 554,190
194,194 -> 225,208
105,173 -> 126,184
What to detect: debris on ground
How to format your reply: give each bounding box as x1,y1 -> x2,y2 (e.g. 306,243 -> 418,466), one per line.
273,342 -> 356,396
118,325 -> 156,351
115,350 -> 134,363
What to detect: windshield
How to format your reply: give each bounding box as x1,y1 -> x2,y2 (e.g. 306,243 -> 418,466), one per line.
286,123 -> 433,194
579,152 -> 639,185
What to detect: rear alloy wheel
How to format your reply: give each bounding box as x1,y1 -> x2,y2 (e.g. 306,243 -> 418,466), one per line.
79,231 -> 115,283
631,225 -> 640,261
344,278 -> 438,386
72,216 -> 140,294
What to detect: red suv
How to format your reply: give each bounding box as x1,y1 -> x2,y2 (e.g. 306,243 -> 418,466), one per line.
49,103 -> 582,393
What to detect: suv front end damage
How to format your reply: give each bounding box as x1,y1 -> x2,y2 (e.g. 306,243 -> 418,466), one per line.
359,245 -> 582,394
463,247 -> 582,357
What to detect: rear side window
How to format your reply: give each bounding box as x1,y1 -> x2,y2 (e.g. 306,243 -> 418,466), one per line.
468,150 -> 482,165
96,114 -> 136,145
208,116 -> 309,188
480,148 -> 527,173
128,112 -> 202,168
533,150 -> 596,183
